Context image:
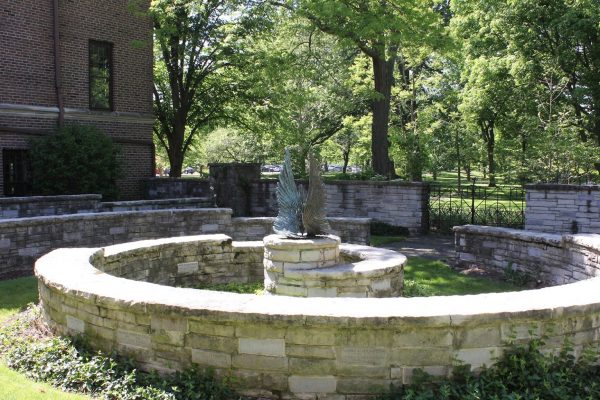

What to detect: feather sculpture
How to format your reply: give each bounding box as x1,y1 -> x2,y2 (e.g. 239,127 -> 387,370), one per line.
273,149 -> 304,238
302,152 -> 331,236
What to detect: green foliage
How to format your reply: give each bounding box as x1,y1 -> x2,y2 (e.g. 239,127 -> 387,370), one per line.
28,125 -> 121,200
402,279 -> 433,297
0,307 -> 236,400
383,338 -> 600,399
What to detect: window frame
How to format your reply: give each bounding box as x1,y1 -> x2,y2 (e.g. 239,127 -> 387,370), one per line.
88,40 -> 114,111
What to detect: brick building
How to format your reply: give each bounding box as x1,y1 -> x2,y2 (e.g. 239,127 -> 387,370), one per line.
0,1 -> 154,199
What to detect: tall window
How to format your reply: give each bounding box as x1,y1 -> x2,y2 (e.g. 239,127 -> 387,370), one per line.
89,40 -> 113,110
3,149 -> 31,196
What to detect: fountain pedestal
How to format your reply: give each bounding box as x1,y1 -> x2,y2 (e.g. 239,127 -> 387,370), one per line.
263,234 -> 404,297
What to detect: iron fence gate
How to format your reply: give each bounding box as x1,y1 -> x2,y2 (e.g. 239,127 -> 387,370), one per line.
429,181 -> 525,233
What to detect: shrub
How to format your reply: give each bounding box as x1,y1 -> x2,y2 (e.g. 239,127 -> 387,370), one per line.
29,124 -> 122,200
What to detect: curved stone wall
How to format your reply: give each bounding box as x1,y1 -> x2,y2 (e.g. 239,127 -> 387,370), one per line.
454,225 -> 600,285
36,232 -> 600,398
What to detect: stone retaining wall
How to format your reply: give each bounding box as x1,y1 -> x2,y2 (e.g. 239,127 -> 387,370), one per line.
525,184 -> 600,234
0,209 -> 369,280
145,178 -> 213,199
231,217 -> 371,245
95,235 -> 263,287
454,225 -> 600,286
0,209 -> 232,280
251,180 -> 429,234
0,194 -> 102,218
36,233 -> 600,398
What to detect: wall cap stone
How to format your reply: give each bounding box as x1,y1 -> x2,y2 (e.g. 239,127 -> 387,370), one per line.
453,225 -> 562,247
525,184 -> 600,192
0,194 -> 102,204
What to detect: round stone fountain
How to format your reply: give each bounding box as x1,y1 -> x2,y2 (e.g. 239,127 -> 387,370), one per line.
263,234 -> 405,297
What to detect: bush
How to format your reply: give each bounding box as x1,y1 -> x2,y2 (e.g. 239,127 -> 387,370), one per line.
29,124 -> 122,200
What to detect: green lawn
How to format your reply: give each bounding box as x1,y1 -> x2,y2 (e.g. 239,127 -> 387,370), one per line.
0,363 -> 90,400
0,276 -> 39,323
404,257 -> 521,295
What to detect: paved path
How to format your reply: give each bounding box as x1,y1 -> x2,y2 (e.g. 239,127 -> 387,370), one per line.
378,234 -> 456,263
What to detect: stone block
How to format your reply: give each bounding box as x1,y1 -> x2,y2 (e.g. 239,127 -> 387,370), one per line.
307,287 -> 338,297
192,349 -> 231,368
239,338 -> 286,357
116,330 -> 152,349
186,334 -> 237,352
232,354 -> 288,371
151,316 -> 188,332
286,328 -> 336,346
66,315 -> 85,333
288,376 -> 337,394
336,347 -> 388,366
286,344 -> 335,359
236,324 -> 286,339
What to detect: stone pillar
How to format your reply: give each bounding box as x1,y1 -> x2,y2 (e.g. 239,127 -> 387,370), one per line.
209,163 -> 260,217
263,234 -> 340,296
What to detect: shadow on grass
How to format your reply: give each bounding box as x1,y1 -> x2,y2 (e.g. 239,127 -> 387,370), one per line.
0,276 -> 38,323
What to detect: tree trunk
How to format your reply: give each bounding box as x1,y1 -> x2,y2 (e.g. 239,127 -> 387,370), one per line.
455,129 -> 461,190
484,123 -> 496,187
371,55 -> 395,178
342,149 -> 350,174
167,117 -> 186,177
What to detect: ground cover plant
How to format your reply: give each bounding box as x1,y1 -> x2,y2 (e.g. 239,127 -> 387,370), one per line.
0,306 -> 237,400
383,338 -> 600,400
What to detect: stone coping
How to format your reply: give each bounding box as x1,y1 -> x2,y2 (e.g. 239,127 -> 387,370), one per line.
0,194 -> 102,204
252,179 -> 429,187
0,208 -> 232,226
453,225 -> 562,246
232,216 -> 372,225
101,197 -> 213,207
263,234 -> 341,249
525,183 -> 600,191
35,234 -> 600,324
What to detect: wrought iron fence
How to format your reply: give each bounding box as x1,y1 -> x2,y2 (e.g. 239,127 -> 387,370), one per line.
429,181 -> 525,233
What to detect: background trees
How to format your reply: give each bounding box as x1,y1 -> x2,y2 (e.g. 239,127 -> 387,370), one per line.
152,0 -> 600,185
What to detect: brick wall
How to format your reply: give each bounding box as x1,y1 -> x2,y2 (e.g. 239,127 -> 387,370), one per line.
525,184 -> 600,233
0,0 -> 153,199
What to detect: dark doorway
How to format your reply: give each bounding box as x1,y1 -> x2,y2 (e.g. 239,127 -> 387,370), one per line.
3,149 -> 32,196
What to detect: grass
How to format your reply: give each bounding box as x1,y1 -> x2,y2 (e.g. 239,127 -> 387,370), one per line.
0,276 -> 38,324
0,363 -> 91,400
404,257 -> 522,296
370,235 -> 407,247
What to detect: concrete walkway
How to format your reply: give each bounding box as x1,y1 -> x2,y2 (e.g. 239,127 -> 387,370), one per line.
378,234 -> 456,263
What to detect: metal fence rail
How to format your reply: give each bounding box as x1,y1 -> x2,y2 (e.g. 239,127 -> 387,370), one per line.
429,181 -> 525,233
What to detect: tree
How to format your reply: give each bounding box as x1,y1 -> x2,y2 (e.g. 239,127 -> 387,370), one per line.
151,0 -> 264,177
275,0 -> 442,178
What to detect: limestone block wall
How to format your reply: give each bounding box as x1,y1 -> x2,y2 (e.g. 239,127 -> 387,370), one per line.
95,235 -> 263,287
0,206 -> 370,280
145,178 -> 213,199
0,194 -> 102,218
230,217 -> 371,245
455,225 -> 600,286
525,184 -> 600,233
36,233 -> 600,399
0,209 -> 232,280
250,180 -> 430,234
